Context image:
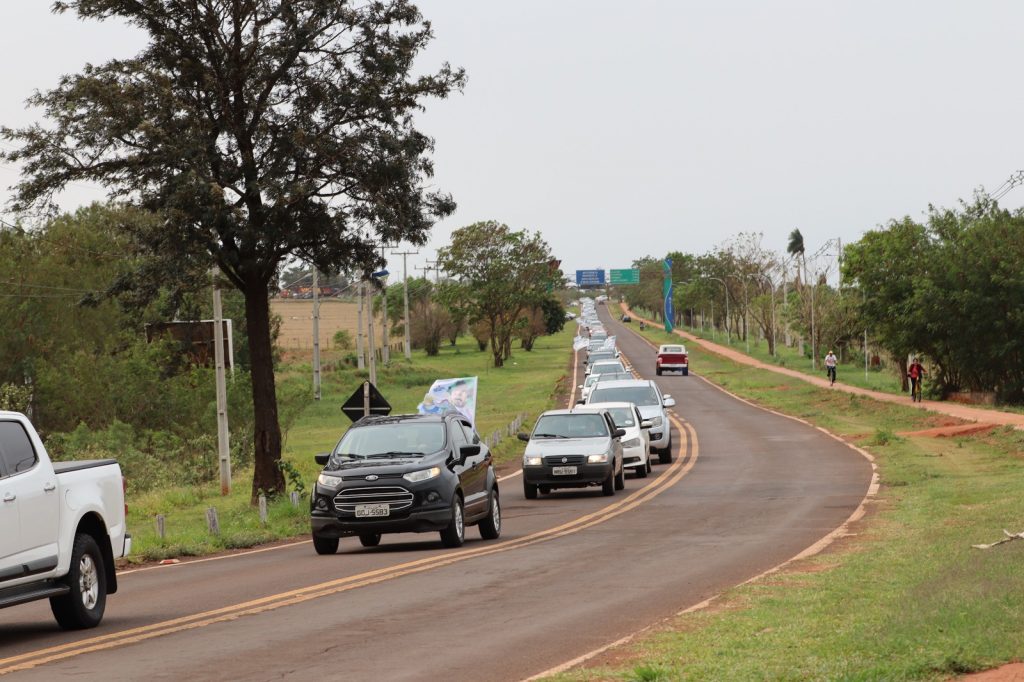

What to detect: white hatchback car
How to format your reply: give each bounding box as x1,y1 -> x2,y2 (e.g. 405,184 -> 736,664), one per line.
580,401 -> 652,477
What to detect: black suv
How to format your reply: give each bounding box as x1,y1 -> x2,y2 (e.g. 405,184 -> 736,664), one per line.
310,413 -> 501,554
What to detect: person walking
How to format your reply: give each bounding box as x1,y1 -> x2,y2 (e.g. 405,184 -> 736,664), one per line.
824,350 -> 838,386
908,357 -> 926,402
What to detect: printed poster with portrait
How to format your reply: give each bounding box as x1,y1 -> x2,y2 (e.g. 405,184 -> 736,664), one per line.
417,376 -> 479,426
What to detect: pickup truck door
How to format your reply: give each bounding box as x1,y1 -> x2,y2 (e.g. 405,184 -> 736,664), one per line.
0,421 -> 60,569
0,455 -> 18,567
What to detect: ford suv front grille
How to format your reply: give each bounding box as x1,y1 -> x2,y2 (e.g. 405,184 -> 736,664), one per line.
334,486 -> 414,513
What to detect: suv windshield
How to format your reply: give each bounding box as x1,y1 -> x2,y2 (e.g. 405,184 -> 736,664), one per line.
590,386 -> 660,406
533,414 -> 609,439
333,422 -> 446,459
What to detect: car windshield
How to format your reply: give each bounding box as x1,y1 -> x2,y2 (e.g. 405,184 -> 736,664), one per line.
584,375 -> 600,387
333,422 -> 445,459
598,373 -> 634,383
604,407 -> 636,428
590,386 -> 661,406
592,362 -> 625,375
533,414 -> 609,439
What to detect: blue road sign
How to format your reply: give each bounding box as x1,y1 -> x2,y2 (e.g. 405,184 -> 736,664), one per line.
575,269 -> 606,287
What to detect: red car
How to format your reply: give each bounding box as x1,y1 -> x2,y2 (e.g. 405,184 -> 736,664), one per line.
656,344 -> 688,376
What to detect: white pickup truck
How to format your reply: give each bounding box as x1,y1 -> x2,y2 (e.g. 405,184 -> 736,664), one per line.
0,411 -> 131,629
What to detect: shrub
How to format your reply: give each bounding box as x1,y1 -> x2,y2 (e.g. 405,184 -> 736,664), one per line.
332,329 -> 353,350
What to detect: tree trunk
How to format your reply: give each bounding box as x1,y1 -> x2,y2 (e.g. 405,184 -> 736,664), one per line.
245,284 -> 285,501
490,332 -> 503,367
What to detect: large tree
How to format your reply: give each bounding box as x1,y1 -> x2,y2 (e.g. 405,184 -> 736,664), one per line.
438,222 -> 560,367
3,1 -> 463,498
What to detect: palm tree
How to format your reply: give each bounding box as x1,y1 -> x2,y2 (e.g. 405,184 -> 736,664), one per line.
786,228 -> 806,287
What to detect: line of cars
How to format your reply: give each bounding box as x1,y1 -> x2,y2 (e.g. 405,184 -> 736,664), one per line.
519,298 -> 677,498
307,298 -> 678,552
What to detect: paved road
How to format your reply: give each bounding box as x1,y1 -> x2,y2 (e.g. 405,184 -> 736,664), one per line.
0,308 -> 873,681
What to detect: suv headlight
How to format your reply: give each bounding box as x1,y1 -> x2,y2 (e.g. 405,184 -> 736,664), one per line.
622,437 -> 641,448
524,455 -> 543,466
648,416 -> 663,427
317,473 -> 343,488
403,467 -> 442,483
587,453 -> 609,464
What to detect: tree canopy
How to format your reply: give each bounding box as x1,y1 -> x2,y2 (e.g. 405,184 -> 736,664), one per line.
2,0 -> 463,498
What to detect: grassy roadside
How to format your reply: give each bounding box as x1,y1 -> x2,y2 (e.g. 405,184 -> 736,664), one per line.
551,323 -> 1024,680
124,327 -> 574,563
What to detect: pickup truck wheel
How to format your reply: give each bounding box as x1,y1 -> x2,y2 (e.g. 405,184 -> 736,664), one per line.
359,533 -> 382,548
440,498 -> 465,548
478,490 -> 501,540
602,471 -> 615,496
683,368 -> 689,376
523,480 -> 539,500
614,465 -> 625,490
656,368 -> 662,376
658,437 -> 674,464
312,534 -> 339,555
50,533 -> 106,630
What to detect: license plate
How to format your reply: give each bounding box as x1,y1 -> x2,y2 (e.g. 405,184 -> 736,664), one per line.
552,466 -> 578,476
355,504 -> 390,518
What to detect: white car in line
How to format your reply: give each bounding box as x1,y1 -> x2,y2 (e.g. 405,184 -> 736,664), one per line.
585,359 -> 626,378
581,402 -> 652,477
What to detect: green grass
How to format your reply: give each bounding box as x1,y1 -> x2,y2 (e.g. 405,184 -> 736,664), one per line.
548,323 -> 1024,680
124,328 -> 575,562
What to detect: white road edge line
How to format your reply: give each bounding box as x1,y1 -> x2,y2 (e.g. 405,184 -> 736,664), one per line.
524,316 -> 880,682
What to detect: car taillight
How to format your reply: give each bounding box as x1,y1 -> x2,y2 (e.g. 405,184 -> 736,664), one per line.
123,476 -> 128,518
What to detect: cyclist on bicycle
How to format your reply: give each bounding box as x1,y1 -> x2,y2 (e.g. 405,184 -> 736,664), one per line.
824,350 -> 838,386
908,357 -> 925,402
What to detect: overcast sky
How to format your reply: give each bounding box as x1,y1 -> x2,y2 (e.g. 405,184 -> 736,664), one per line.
2,1 -> 1022,281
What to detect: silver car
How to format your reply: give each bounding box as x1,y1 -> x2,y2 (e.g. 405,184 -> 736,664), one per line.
518,409 -> 625,498
585,379 -> 676,463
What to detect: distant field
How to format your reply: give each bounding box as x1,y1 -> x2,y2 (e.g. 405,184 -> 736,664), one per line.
272,298 -> 389,350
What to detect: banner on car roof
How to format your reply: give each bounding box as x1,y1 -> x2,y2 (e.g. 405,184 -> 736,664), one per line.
573,335 -> 590,351
417,376 -> 478,426
600,336 -> 616,351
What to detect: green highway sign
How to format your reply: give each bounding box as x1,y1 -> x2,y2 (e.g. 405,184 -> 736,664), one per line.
609,268 -> 639,285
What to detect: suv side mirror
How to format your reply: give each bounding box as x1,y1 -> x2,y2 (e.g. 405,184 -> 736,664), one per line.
314,452 -> 331,466
517,433 -> 530,442
613,428 -> 626,439
640,420 -> 653,430
663,397 -> 676,408
456,444 -> 481,466
576,399 -> 585,405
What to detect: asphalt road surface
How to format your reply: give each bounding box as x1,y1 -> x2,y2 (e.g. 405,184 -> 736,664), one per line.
0,307 -> 873,681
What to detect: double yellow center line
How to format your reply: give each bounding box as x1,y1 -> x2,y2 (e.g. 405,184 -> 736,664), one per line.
0,417 -> 699,676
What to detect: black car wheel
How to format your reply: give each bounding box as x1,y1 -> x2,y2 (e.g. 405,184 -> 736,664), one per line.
646,458 -> 653,474
658,435 -> 674,464
614,463 -> 625,490
478,490 -> 501,540
359,533 -> 382,548
635,461 -> 648,478
602,471 -> 615,496
440,497 -> 465,548
313,534 -> 339,555
524,480 -> 539,500
50,533 -> 107,630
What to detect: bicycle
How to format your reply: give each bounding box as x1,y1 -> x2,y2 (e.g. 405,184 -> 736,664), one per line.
910,377 -> 923,403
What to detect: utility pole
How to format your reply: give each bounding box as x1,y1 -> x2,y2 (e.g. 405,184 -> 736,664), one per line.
379,244 -> 394,366
392,249 -> 419,360
425,258 -> 441,284
367,281 -> 377,386
356,281 -> 366,370
312,268 -> 321,401
211,268 -> 231,496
